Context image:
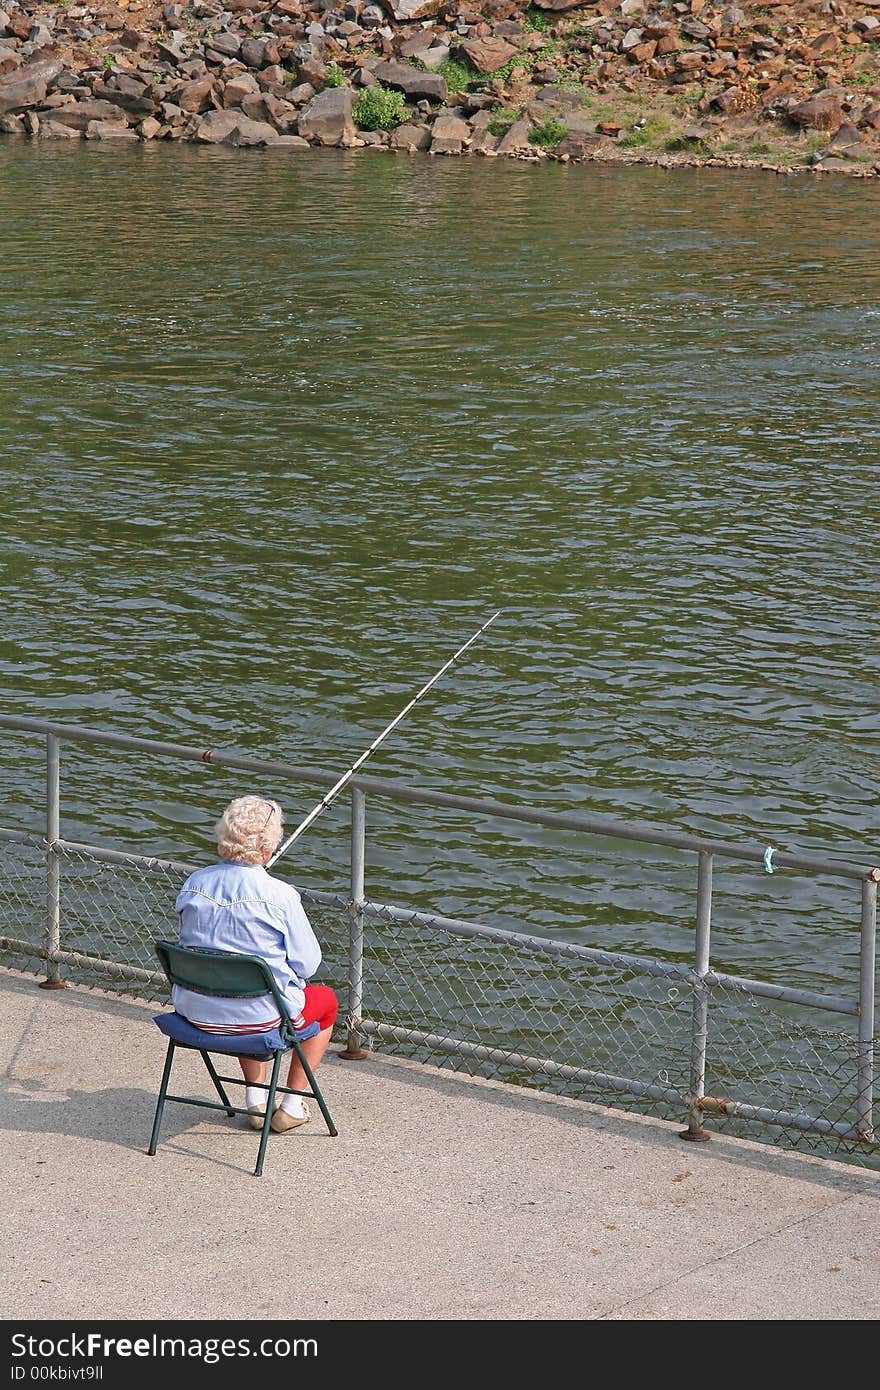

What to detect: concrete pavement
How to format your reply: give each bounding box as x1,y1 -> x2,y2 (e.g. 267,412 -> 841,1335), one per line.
1,968 -> 878,1321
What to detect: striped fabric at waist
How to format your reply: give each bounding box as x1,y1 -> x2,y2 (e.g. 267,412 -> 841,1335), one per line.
187,1016 -> 282,1035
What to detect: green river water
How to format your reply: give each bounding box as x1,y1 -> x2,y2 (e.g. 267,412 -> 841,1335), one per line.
1,142 -> 878,999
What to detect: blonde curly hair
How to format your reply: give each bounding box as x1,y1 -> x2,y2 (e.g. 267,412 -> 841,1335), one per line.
215,796 -> 284,865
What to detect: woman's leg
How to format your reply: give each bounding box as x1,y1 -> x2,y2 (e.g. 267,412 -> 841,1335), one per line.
286,1025 -> 333,1093
286,984 -> 338,1093
240,1057 -> 267,1086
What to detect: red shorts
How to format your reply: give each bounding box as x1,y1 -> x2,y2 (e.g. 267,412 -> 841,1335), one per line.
292,984 -> 338,1033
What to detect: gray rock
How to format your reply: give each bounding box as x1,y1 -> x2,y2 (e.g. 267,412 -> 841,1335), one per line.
389,119 -> 431,150
420,45 -> 450,71
469,127 -> 499,154
227,115 -> 287,146
39,118 -> 82,138
266,134 -> 310,149
190,109 -> 288,146
829,120 -> 863,148
462,92 -> 499,112
495,117 -> 532,154
621,28 -> 644,52
157,40 -> 188,67
555,129 -> 602,158
29,24 -> 54,49
258,66 -> 287,88
47,100 -> 132,130
206,32 -> 241,59
192,108 -> 242,141
85,119 -> 137,140
179,59 -> 209,81
297,84 -> 355,145
240,91 -> 294,127
0,112 -> 24,133
286,82 -> 316,105
430,112 -> 469,153
813,155 -> 858,173
55,71 -> 87,92
138,115 -> 162,139
460,37 -> 517,74
0,48 -> 23,78
721,5 -> 746,31
0,59 -> 64,115
788,90 -> 843,133
372,59 -> 446,102
93,80 -> 156,118
379,0 -> 442,17
222,72 -> 260,105
240,38 -> 280,69
39,92 -> 76,110
176,76 -> 216,113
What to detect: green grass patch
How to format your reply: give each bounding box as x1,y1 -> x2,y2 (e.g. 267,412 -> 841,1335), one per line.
528,117 -> 566,148
664,134 -> 714,157
323,63 -> 346,88
523,7 -> 550,31
802,131 -> 832,159
487,112 -> 516,137
619,114 -> 672,148
353,85 -> 406,132
437,57 -> 476,96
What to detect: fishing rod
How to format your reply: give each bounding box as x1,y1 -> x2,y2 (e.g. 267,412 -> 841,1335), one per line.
267,610 -> 503,868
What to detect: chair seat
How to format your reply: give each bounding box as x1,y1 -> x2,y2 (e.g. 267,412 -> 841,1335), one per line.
153,1011 -> 320,1057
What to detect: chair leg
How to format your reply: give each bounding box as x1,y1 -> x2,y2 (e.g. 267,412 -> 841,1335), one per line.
200,1051 -> 236,1118
253,1050 -> 284,1178
294,1042 -> 338,1138
148,1038 -> 176,1156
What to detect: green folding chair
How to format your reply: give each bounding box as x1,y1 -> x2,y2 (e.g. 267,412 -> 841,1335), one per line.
148,940 -> 338,1177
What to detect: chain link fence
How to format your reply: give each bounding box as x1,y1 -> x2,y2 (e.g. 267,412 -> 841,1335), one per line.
2,816 -> 878,1171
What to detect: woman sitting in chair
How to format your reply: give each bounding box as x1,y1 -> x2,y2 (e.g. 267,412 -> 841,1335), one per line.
173,795 -> 338,1134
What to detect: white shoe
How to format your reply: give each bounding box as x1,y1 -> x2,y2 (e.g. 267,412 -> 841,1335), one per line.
270,1101 -> 310,1134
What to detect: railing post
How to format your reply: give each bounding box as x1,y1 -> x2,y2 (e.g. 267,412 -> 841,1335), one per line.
856,876 -> 877,1142
681,850 -> 712,1141
39,733 -> 64,990
339,786 -> 369,1060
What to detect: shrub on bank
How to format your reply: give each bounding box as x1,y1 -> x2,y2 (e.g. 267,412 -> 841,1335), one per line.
353,85 -> 406,132
528,118 -> 566,148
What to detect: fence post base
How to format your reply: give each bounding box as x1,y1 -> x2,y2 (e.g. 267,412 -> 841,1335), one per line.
338,1047 -> 371,1061
38,979 -> 66,991
679,1126 -> 711,1142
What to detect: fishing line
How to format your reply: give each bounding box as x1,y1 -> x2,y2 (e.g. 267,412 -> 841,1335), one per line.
268,610 -> 503,868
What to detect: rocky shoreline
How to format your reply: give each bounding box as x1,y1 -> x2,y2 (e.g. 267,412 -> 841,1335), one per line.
0,0 -> 878,175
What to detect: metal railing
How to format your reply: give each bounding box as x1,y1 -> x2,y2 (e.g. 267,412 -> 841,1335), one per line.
0,714 -> 878,1166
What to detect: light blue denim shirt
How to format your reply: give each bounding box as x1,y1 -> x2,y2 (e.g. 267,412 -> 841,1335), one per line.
172,860 -> 321,1029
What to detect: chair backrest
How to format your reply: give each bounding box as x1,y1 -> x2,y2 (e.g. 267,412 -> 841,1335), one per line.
154,940 -> 292,1027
